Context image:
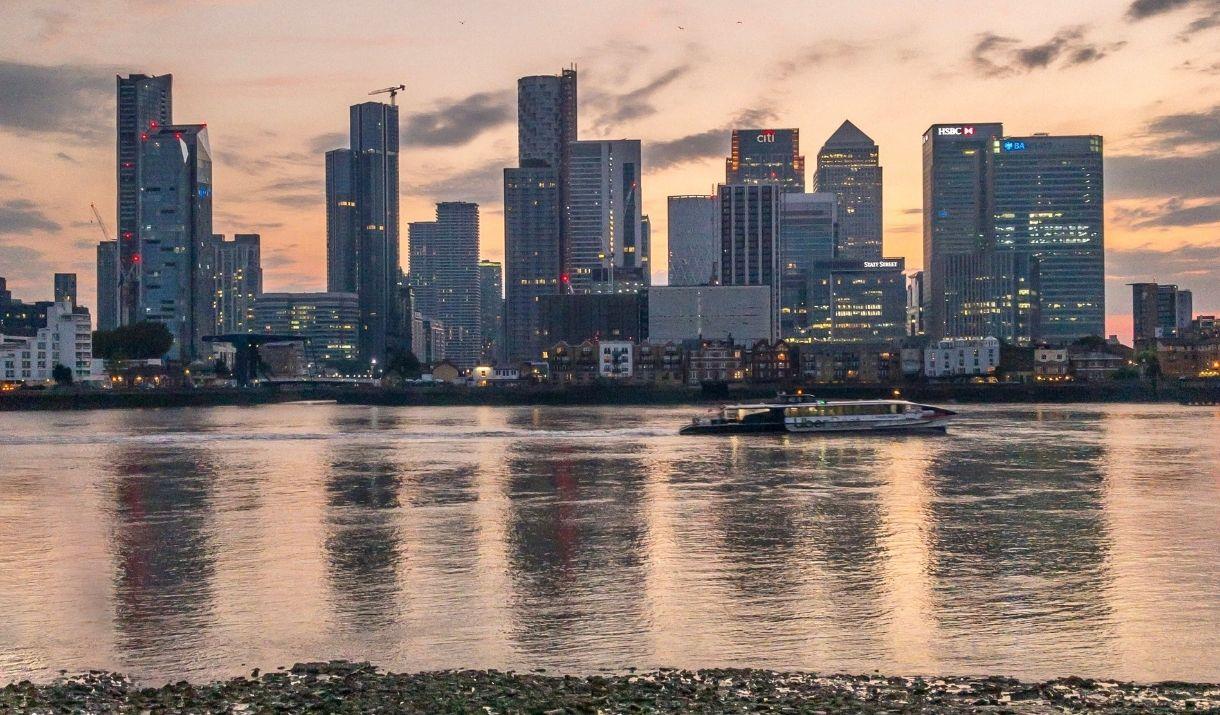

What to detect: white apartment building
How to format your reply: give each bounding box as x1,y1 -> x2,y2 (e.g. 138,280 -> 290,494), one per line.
0,300 -> 100,383
924,337 -> 1001,378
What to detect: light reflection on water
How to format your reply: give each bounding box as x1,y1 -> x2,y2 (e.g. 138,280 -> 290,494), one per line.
0,403 -> 1216,683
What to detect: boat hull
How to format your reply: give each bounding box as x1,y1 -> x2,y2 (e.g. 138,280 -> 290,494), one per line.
680,419 -> 950,436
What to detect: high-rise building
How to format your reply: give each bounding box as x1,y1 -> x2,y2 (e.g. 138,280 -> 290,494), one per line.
251,292 -> 360,368
942,251 -> 1039,344
778,192 -> 837,339
136,124 -> 212,361
906,270 -> 925,337
718,184 -> 781,338
116,73 -> 172,326
814,120 -> 882,260
478,261 -> 504,363
406,202 -> 481,368
325,148 -> 359,293
667,195 -> 719,286
0,300 -> 98,383
566,139 -> 646,292
325,102 -> 401,365
211,234 -> 262,334
726,129 -> 805,192
1176,290 -> 1193,333
53,273 -> 77,306
1131,282 -> 1192,342
992,134 -> 1104,342
805,258 -> 907,343
95,241 -> 119,331
504,68 -> 577,362
921,122 -> 1004,338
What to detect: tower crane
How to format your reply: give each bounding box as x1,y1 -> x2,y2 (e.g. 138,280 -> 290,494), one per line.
369,84 -> 406,105
92,202 -> 139,321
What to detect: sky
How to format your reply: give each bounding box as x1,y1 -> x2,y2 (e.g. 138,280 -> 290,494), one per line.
1,0 -> 1218,343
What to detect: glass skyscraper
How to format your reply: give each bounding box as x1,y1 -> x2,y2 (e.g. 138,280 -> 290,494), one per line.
778,192 -> 837,340
991,135 -> 1104,342
806,258 -> 906,342
406,202 -> 481,369
565,139 -> 646,292
726,129 -> 805,192
95,241 -> 118,331
211,233 -> 262,334
921,122 -> 1004,338
136,124 -> 212,361
719,183 -> 782,336
814,120 -> 882,260
115,73 -> 172,325
478,261 -> 504,363
325,102 -> 401,365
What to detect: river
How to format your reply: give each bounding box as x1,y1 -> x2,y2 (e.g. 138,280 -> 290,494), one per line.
0,402 -> 1216,684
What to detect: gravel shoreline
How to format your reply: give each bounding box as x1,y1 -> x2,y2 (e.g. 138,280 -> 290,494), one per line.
2,661 -> 1217,713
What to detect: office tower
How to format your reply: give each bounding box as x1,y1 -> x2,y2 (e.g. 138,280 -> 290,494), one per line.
96,241 -> 119,331
906,270 -> 925,337
479,260 -> 504,363
718,184 -> 781,339
566,139 -> 646,292
778,192 -> 837,339
814,120 -> 882,260
325,148 -> 359,293
136,124 -> 212,361
1176,290 -> 1193,333
407,202 -> 481,368
726,129 -> 805,191
0,277 -> 9,304
1132,282 -> 1192,341
992,135 -> 1104,341
805,258 -> 906,342
53,273 -> 77,306
116,73 -> 172,325
504,68 -> 577,362
640,214 -> 651,285
667,195 -> 719,286
921,122 -> 1004,338
252,292 -> 360,367
942,251 -> 1039,343
211,234 -> 262,334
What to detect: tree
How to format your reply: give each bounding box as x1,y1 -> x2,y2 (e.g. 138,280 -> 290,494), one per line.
384,348 -> 422,379
51,364 -> 73,386
92,322 -> 174,361
1137,349 -> 1161,382
213,358 -> 231,378
1072,335 -> 1108,352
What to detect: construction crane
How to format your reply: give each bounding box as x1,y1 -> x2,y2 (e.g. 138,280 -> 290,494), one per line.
92,202 -> 139,321
89,202 -> 111,243
369,84 -> 406,105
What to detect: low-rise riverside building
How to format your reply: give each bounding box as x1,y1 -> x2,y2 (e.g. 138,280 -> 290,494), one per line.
685,339 -> 745,385
547,341 -> 600,384
634,342 -> 684,384
746,339 -> 797,383
799,343 -> 900,384
1034,348 -> 1070,380
924,337 -> 1001,379
1155,336 -> 1220,378
0,300 -> 100,384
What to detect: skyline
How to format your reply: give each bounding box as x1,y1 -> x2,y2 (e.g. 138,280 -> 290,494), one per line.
2,0 -> 1219,342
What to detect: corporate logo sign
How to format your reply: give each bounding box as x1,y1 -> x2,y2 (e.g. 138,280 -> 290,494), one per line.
755,130 -> 776,143
924,126 -> 977,143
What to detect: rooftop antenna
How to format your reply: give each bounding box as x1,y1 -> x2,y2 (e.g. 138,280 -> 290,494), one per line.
369,84 -> 406,106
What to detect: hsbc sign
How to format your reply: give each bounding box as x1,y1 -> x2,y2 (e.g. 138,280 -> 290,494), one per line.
937,126 -> 976,137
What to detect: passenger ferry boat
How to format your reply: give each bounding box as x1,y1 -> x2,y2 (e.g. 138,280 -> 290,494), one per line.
679,393 -> 956,435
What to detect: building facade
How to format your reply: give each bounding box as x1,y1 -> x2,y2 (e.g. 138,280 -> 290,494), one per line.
779,192 -> 838,338
648,285 -> 773,344
53,273 -> 77,306
0,300 -> 97,383
325,148 -> 359,293
667,195 -> 719,286
719,183 -> 782,334
116,73 -> 173,326
136,124 -> 213,361
211,233 -> 262,334
251,292 -> 359,368
814,120 -> 882,260
566,139 -> 647,292
921,122 -> 1004,338
407,202 -> 481,368
942,251 -> 1039,344
726,129 -> 805,192
539,293 -> 645,345
806,258 -> 906,343
1132,282 -> 1193,342
96,241 -> 119,331
992,135 -> 1104,341
924,337 -> 1002,378
478,260 -> 504,363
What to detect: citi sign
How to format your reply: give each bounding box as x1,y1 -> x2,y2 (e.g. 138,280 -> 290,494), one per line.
937,126 -> 975,137
756,130 -> 776,143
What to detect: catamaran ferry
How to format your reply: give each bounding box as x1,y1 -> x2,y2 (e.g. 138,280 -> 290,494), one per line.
679,393 -> 956,435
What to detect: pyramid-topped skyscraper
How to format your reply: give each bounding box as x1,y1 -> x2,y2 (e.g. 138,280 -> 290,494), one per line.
814,120 -> 882,260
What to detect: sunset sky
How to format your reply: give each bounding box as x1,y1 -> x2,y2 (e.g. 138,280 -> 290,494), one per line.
1,0 -> 1218,341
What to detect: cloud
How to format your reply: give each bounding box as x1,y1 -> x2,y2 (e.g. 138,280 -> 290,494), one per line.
1108,243 -> 1220,296
0,61 -> 113,138
0,173 -> 16,184
402,90 -> 513,148
309,131 -> 347,153
263,177 -> 320,193
1121,198 -> 1220,227
900,208 -> 922,215
774,42 -> 863,80
1125,0 -> 1220,38
0,244 -> 54,285
645,107 -> 776,171
1127,0 -> 1196,19
54,151 -> 79,164
411,158 -> 509,206
970,27 -> 1124,77
0,199 -> 61,235
1142,104 -> 1220,148
1108,148 -> 1220,199
585,66 -> 691,129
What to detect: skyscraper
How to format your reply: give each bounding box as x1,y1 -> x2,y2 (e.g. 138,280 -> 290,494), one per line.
942,251 -> 1039,343
116,73 -> 172,325
814,120 -> 882,260
726,129 -> 805,192
667,195 -> 719,286
991,134 -> 1104,341
504,68 -> 577,362
53,273 -> 77,306
407,202 -> 481,368
96,241 -> 118,331
136,124 -> 212,361
719,183 -> 781,338
211,234 -> 262,334
805,258 -> 906,342
565,139 -> 646,292
1131,282 -> 1191,341
325,102 -> 401,365
778,192 -> 837,339
478,260 -> 504,363
921,122 -> 1004,338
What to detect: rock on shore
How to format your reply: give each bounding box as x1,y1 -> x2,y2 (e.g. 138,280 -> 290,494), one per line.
2,661 -> 1217,713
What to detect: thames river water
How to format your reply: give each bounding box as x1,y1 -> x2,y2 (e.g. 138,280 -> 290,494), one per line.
0,402 -> 1217,684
